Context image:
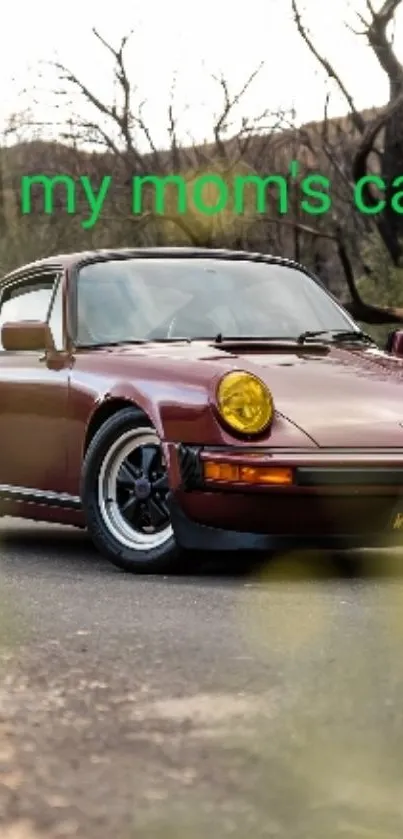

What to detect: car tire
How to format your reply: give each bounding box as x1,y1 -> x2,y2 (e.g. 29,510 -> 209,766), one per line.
81,407 -> 180,573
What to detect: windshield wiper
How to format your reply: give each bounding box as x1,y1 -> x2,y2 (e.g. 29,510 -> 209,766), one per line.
151,337 -> 192,343
78,337 -> 195,348
297,329 -> 376,346
78,339 -> 148,348
213,334 -> 301,344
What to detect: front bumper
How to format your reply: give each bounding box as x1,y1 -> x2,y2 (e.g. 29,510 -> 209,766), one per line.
165,444 -> 403,552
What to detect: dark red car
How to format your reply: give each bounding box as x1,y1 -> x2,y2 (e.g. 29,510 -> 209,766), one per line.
1,246 -> 403,573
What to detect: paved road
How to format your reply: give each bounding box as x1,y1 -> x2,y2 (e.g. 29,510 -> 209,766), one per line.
0,519 -> 403,839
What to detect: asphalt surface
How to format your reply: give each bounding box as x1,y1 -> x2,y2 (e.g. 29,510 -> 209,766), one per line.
0,520 -> 403,839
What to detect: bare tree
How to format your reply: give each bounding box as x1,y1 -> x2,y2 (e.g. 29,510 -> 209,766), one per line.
7,19 -> 403,329
291,0 -> 403,323
41,30 -> 289,247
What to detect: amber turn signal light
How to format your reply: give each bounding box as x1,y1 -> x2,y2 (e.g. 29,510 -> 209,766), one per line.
203,461 -> 293,485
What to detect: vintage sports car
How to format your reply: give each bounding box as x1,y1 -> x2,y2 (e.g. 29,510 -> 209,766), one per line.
1,246 -> 403,573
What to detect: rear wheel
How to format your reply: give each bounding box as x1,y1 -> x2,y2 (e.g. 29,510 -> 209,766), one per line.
81,408 -> 179,573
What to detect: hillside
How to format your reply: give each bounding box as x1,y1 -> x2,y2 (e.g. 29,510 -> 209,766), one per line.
0,105 -> 384,297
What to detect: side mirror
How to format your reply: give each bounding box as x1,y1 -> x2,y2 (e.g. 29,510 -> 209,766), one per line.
1,320 -> 55,352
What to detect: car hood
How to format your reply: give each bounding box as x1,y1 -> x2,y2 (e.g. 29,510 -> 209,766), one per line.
90,341 -> 403,447
233,344 -> 403,447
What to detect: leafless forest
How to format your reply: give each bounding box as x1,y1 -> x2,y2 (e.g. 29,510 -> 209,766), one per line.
1,0 -> 403,335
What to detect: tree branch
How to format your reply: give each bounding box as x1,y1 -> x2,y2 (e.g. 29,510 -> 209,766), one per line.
365,0 -> 403,88
291,0 -> 366,133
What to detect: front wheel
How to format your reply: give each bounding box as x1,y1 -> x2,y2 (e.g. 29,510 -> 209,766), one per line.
81,408 -> 179,573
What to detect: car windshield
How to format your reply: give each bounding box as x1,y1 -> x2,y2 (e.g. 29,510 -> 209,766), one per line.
75,257 -> 358,345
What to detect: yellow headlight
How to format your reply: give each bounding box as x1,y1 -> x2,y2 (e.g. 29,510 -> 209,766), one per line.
216,371 -> 274,435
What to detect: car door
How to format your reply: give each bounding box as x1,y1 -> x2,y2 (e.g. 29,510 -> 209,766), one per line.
0,269 -> 71,493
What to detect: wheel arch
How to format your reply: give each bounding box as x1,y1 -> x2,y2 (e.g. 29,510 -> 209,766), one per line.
84,397 -> 152,456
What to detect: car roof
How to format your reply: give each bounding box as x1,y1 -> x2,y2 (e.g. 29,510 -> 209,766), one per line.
0,247 -> 311,283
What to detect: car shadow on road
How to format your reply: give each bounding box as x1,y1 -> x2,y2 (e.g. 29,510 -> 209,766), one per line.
1,519 -> 402,583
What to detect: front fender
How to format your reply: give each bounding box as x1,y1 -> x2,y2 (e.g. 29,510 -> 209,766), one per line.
106,381 -> 317,448
66,370 -> 316,496
106,379 -> 211,441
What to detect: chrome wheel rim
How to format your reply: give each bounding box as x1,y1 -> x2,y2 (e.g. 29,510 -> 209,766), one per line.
98,428 -> 173,551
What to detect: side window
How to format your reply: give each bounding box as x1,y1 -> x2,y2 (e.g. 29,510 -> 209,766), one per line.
0,273 -> 57,350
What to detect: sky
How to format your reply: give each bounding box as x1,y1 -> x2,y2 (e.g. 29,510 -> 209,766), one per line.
1,0 -> 403,152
